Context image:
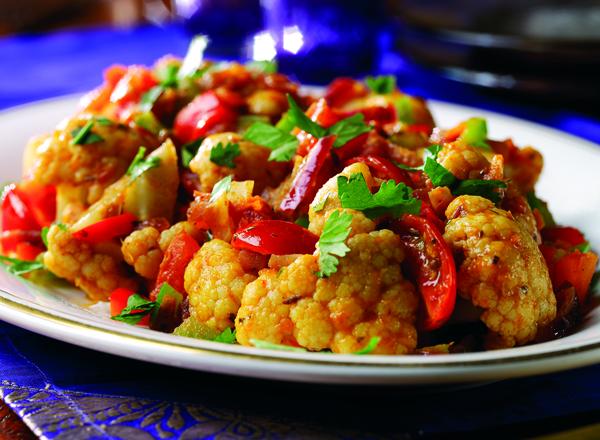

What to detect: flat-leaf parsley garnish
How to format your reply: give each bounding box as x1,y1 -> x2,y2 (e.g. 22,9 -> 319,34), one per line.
126,147 -> 161,182
0,256 -> 44,276
453,179 -> 507,203
327,113 -> 372,148
365,75 -> 396,95
354,336 -> 381,355
210,142 -> 240,168
423,144 -> 457,188
213,328 -> 237,344
243,122 -> 298,162
181,138 -> 204,168
317,210 -> 353,278
71,120 -> 104,145
246,60 -> 278,74
112,294 -> 158,325
337,173 -> 421,219
250,339 -> 307,352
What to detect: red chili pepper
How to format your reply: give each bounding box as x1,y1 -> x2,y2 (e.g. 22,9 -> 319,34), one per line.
324,77 -> 368,108
109,66 -> 158,121
150,231 -> 200,301
1,230 -> 42,253
296,99 -> 341,156
279,135 -> 335,215
232,220 -> 318,255
551,251 -> 598,304
542,226 -> 586,248
334,132 -> 370,161
109,287 -> 150,326
72,212 -> 137,244
173,91 -> 238,144
345,155 -> 413,187
394,214 -> 457,330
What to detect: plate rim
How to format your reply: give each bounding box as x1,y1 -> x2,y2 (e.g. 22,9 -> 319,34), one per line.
0,93 -> 599,384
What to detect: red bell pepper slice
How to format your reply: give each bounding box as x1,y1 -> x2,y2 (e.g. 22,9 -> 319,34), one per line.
173,91 -> 238,144
394,214 -> 457,330
110,66 -> 158,107
232,220 -> 318,255
72,212 -> 137,244
109,287 -> 150,326
150,231 -> 200,301
324,77 -> 368,108
279,135 -> 335,215
550,250 -> 598,304
344,155 -> 413,187
542,226 -> 586,248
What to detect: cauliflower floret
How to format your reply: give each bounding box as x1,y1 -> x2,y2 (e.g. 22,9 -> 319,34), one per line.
189,132 -> 289,193
184,239 -> 256,332
158,221 -> 204,252
236,230 -> 419,354
308,163 -> 376,236
26,114 -> 159,222
44,224 -> 138,301
437,142 -> 491,180
443,195 -> 556,348
121,227 -> 163,279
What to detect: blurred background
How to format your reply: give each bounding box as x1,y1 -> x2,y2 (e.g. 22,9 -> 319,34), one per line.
0,0 -> 599,141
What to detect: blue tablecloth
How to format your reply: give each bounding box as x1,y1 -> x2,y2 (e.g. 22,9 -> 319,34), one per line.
1,24 -> 599,439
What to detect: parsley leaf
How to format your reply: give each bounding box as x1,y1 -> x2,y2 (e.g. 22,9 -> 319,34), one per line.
460,117 -> 490,150
328,113 -> 372,148
246,60 -> 278,74
354,336 -> 381,355
213,328 -> 237,344
139,86 -> 164,113
0,256 -> 44,276
295,215 -> 309,228
526,191 -> 556,228
453,179 -> 507,203
393,95 -> 414,124
423,144 -> 457,187
210,175 -> 233,203
177,34 -> 209,80
71,120 -> 104,145
126,147 -> 161,182
111,293 -> 158,325
95,116 -> 114,126
337,173 -> 421,219
243,121 -> 298,162
286,95 -> 327,138
210,142 -> 240,168
576,242 -> 592,253
317,211 -> 353,278
250,339 -> 307,352
365,75 -> 396,94
181,138 -> 204,168
156,63 -> 179,88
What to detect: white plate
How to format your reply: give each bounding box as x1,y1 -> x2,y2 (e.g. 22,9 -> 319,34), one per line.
0,95 -> 599,385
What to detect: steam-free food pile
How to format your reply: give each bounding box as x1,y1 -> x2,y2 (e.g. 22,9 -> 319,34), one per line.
2,38 -> 598,354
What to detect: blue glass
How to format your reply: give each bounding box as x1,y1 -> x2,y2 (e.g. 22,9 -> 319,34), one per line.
259,0 -> 386,83
174,0 -> 263,58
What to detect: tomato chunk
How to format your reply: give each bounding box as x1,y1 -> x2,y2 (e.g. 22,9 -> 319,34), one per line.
232,220 -> 318,255
552,251 -> 598,304
394,214 -> 457,330
542,226 -> 586,247
173,91 -> 238,144
72,213 -> 137,244
324,77 -> 368,108
150,231 -> 200,301
1,184 -> 39,232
